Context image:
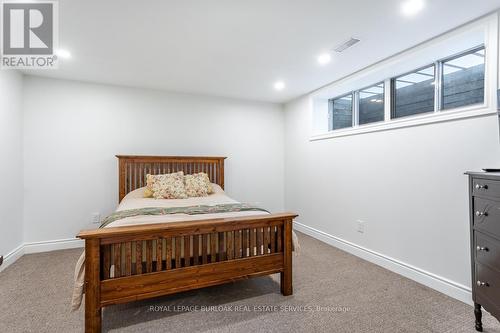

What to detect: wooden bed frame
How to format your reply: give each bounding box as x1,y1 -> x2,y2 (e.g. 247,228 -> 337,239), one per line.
77,155 -> 297,333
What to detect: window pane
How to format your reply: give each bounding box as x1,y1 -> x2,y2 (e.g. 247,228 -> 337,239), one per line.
442,48 -> 485,110
359,83 -> 384,125
392,65 -> 435,118
329,94 -> 352,130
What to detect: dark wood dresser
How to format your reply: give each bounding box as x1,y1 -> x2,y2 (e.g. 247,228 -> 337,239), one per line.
467,171 -> 500,331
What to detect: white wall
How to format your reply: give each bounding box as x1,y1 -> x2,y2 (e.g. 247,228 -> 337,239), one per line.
286,97 -> 500,288
284,14 -> 500,303
22,76 -> 284,243
0,71 -> 24,260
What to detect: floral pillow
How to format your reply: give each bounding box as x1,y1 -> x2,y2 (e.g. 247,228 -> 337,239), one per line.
144,174 -> 156,198
145,172 -> 188,199
184,173 -> 213,197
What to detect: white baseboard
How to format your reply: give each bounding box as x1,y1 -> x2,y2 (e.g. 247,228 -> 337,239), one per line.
294,221 -> 473,305
0,238 -> 84,273
23,238 -> 84,254
0,243 -> 25,273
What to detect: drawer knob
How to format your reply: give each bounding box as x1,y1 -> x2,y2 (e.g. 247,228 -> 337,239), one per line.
475,211 -> 488,217
476,281 -> 489,287
475,184 -> 488,190
476,246 -> 489,252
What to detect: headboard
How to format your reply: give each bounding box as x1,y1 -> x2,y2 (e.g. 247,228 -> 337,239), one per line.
116,155 -> 227,202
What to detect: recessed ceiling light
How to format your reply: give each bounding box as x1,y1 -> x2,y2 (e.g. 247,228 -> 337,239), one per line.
401,0 -> 425,16
55,49 -> 71,59
274,81 -> 285,91
317,53 -> 331,65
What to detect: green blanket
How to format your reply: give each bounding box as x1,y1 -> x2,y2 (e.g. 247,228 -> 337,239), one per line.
100,203 -> 269,228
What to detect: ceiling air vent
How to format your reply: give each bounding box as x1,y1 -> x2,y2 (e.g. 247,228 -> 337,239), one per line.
333,38 -> 360,53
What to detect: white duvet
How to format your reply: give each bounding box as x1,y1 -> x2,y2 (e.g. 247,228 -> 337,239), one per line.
110,184 -> 269,226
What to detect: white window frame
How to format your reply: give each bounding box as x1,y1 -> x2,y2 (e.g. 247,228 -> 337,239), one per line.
390,64 -> 437,120
358,81 -> 385,126
438,45 -> 486,111
329,81 -> 387,130
328,92 -> 354,131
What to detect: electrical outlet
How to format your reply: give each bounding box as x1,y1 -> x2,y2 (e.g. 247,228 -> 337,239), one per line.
91,213 -> 101,224
357,220 -> 365,233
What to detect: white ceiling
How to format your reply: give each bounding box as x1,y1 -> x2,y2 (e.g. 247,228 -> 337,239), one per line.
24,0 -> 500,103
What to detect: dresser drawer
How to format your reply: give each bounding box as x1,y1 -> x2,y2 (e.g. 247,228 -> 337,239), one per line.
475,232 -> 500,273
475,263 -> 500,317
473,177 -> 500,199
473,197 -> 500,238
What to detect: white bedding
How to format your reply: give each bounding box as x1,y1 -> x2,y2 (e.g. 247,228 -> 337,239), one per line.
111,184 -> 268,227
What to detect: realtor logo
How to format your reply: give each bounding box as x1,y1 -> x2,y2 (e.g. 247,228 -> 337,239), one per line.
1,1 -> 58,68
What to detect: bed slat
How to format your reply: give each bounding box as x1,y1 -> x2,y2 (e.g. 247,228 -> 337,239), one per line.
263,227 -> 270,254
218,232 -> 225,261
256,227 -> 263,255
156,238 -> 163,271
193,235 -> 199,265
113,243 -> 121,278
174,237 -> 180,268
135,241 -> 142,274
250,229 -> 256,257
184,236 -> 191,267
270,226 -> 276,253
166,237 -> 172,270
125,242 -> 132,276
202,234 -> 208,264
277,225 -> 282,252
210,233 -> 217,263
103,245 -> 111,279
226,231 -> 234,260
146,240 -> 152,273
235,230 -> 241,259
242,229 -> 248,258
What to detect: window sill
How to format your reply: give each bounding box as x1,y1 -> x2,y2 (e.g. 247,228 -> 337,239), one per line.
310,104 -> 497,141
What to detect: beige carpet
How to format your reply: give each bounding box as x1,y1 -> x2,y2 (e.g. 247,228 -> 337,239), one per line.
1,232 -> 499,333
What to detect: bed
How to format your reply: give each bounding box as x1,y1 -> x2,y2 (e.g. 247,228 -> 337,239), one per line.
76,155 -> 297,333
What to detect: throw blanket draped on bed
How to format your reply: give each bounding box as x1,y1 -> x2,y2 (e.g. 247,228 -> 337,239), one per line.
100,203 -> 270,228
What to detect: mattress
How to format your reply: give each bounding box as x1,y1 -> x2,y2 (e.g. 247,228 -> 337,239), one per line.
108,183 -> 269,227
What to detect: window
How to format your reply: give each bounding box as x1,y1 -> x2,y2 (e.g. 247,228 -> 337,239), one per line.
392,65 -> 435,119
441,47 -> 485,110
329,93 -> 353,130
315,45 -> 488,138
359,83 -> 384,125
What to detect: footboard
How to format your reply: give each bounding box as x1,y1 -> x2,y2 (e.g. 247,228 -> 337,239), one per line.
77,213 -> 297,333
